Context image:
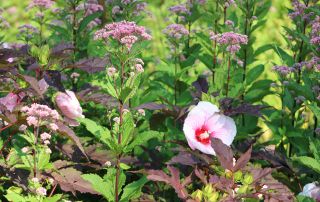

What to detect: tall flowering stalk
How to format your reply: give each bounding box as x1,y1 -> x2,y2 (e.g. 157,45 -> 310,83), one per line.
21,104 -> 60,177
163,23 -> 189,104
210,31 -> 248,97
93,20 -> 151,202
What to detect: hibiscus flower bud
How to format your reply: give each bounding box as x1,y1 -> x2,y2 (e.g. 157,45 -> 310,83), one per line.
55,90 -> 84,122
183,101 -> 236,155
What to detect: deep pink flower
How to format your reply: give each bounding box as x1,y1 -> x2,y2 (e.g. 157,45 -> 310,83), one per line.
183,101 -> 236,155
55,90 -> 84,122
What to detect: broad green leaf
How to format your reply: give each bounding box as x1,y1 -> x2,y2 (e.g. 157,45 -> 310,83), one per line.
78,118 -> 112,147
43,194 -> 63,202
119,163 -> 131,170
121,112 -> 135,149
78,12 -> 102,33
293,156 -> 320,173
124,131 -> 162,153
245,65 -> 264,85
37,148 -> 52,171
120,176 -> 148,202
5,186 -> 25,202
309,138 -> 320,161
307,104 -> 320,120
82,174 -> 111,200
103,168 -> 126,201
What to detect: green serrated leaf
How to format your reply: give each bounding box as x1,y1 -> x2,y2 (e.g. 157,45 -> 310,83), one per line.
124,131 -> 162,153
82,174 -> 112,200
119,176 -> 148,202
77,118 -> 114,148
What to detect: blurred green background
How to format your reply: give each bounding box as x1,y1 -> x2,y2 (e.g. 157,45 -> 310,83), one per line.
0,0 -> 292,109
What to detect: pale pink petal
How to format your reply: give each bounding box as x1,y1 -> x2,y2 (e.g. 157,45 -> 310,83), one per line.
205,113 -> 226,133
212,115 -> 236,146
188,101 -> 219,119
183,114 -> 205,143
186,136 -> 215,155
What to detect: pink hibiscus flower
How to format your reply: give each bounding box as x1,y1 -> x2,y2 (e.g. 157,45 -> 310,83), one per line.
183,101 -> 236,155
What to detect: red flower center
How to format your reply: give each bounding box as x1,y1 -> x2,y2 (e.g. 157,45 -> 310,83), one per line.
195,127 -> 211,145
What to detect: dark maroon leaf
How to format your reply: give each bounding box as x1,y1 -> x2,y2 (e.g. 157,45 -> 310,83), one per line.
73,57 -> 109,73
134,102 -> 167,110
56,122 -> 88,160
194,168 -> 207,184
192,76 -> 208,98
50,163 -> 98,195
43,70 -> 66,92
146,166 -> 189,200
50,43 -> 74,58
251,168 -> 272,183
211,138 -> 234,170
232,146 -> 252,172
167,151 -> 201,166
20,75 -> 43,97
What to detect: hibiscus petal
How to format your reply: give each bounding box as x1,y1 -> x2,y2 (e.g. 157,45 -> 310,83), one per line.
188,101 -> 219,119
212,115 -> 236,146
205,114 -> 226,133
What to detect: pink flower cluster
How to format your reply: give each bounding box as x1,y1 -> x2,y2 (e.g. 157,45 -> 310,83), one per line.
310,16 -> 320,48
94,21 -> 151,50
288,0 -> 307,20
272,65 -> 296,76
169,4 -> 191,15
134,2 -> 147,16
21,104 -> 60,127
76,0 -> 103,15
163,24 -> 189,39
210,31 -> 248,54
76,0 -> 104,28
28,0 -> 54,9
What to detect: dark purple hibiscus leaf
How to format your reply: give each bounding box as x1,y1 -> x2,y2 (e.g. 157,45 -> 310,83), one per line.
254,170 -> 294,201
209,175 -> 233,193
50,161 -> 99,196
56,122 -> 88,160
43,70 -> 66,92
146,166 -> 190,200
72,57 -> 109,73
50,42 -> 74,58
194,167 -> 208,184
20,74 -> 44,98
167,151 -> 202,166
77,85 -> 118,107
211,138 -> 234,170
192,76 -> 209,98
227,103 -> 266,117
134,102 -> 167,110
232,145 -> 252,172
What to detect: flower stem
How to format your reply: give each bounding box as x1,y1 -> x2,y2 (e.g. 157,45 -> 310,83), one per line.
174,46 -> 178,105
115,58 -> 125,202
226,56 -> 231,97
